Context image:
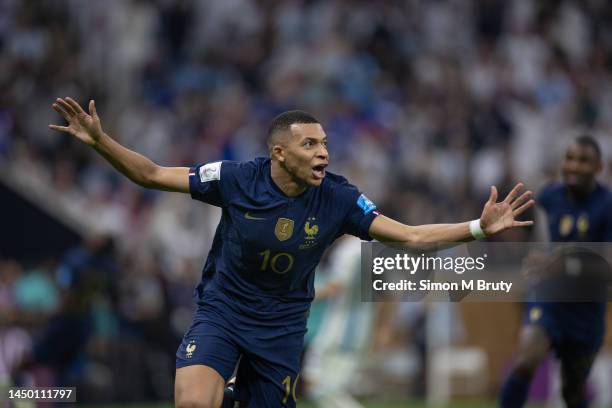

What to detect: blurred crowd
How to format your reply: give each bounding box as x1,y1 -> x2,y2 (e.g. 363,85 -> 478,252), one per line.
2,0 -> 612,402
4,0 -> 612,258
0,234 -> 191,402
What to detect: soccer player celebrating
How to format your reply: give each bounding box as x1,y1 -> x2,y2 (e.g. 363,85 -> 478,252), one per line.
50,97 -> 534,408
499,136 -> 612,408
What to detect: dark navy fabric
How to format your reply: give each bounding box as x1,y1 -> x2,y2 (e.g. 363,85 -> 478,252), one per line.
177,157 -> 378,406
187,157 -> 376,325
525,182 -> 612,353
538,182 -> 612,242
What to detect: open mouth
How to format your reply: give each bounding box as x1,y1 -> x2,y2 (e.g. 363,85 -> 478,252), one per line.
312,164 -> 327,179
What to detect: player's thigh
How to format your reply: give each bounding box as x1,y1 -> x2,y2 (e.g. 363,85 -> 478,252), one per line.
175,320 -> 241,407
514,324 -> 552,370
175,364 -> 225,408
176,318 -> 241,377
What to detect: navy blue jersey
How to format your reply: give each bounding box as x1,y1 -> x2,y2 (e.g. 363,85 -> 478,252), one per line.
538,182 -> 612,242
527,182 -> 612,351
188,157 -> 378,328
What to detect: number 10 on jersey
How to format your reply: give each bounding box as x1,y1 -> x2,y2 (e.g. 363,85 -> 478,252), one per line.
259,249 -> 294,274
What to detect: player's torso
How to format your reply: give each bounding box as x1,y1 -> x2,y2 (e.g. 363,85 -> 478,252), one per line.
215,178 -> 343,299
542,184 -> 610,242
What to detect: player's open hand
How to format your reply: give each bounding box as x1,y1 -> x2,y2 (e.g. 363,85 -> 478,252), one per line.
49,97 -> 103,147
480,183 -> 534,236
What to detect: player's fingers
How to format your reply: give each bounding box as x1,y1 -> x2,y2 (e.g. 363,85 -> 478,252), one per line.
513,220 -> 534,227
52,103 -> 71,121
488,185 -> 498,203
510,190 -> 533,210
503,183 -> 523,204
65,97 -> 86,115
48,124 -> 71,133
56,98 -> 76,116
513,199 -> 535,217
89,99 -> 98,118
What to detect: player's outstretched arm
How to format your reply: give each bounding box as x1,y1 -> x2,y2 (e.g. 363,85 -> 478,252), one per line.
49,97 -> 189,193
369,183 -> 534,245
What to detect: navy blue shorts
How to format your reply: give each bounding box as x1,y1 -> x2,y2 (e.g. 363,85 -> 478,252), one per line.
524,303 -> 605,356
176,301 -> 305,407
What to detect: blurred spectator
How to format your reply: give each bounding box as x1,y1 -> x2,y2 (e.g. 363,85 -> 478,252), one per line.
14,261 -> 58,316
4,0 -> 612,252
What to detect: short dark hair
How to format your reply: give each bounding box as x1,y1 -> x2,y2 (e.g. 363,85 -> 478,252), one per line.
573,135 -> 602,161
267,110 -> 319,149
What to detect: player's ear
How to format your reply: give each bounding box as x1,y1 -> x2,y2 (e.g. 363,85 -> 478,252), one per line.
271,145 -> 285,163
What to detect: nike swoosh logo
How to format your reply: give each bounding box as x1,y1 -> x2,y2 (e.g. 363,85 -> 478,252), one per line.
244,212 -> 266,220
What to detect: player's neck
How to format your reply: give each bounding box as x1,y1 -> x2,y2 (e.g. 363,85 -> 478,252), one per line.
270,161 -> 307,197
567,181 -> 597,199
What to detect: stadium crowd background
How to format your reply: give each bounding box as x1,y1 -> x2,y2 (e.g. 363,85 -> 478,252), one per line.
1,0 -> 612,404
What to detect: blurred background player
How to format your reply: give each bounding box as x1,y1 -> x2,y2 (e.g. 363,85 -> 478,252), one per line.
302,236 -> 373,408
499,136 -> 612,408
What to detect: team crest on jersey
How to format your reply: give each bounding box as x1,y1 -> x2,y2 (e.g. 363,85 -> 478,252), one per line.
186,340 -> 197,358
577,215 -> 589,236
559,215 -> 573,237
275,218 -> 294,241
300,217 -> 319,249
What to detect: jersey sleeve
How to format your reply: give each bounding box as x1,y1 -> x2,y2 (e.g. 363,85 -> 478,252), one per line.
189,161 -> 241,207
336,182 -> 379,241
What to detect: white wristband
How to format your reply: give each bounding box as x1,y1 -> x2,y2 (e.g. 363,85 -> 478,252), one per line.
469,219 -> 487,240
